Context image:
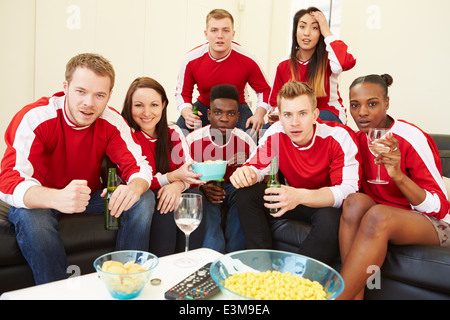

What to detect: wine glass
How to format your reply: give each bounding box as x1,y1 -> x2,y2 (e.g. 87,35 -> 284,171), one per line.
173,193 -> 203,267
367,128 -> 390,184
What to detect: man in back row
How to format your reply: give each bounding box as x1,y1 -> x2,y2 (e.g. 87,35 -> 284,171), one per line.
230,81 -> 361,264
0,53 -> 155,285
175,8 -> 271,137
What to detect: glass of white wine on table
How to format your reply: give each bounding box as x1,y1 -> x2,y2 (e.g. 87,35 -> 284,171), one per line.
173,193 -> 203,267
367,128 -> 390,184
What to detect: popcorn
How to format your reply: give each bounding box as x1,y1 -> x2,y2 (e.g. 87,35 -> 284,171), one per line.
224,270 -> 327,300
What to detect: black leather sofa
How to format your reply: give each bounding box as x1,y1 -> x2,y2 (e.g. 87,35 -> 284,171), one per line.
271,134 -> 450,299
1,134 -> 450,299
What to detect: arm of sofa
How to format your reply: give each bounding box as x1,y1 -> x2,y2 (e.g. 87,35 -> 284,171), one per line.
430,134 -> 450,178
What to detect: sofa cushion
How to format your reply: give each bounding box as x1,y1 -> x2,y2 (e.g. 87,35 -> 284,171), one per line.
440,151 -> 450,178
443,177 -> 450,198
382,244 -> 450,294
0,203 -> 116,266
58,213 -> 117,253
0,217 -> 23,265
270,219 -> 311,248
430,134 -> 450,177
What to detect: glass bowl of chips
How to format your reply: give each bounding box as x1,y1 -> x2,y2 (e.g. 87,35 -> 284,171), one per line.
191,160 -> 227,181
94,250 -> 159,300
210,249 -> 344,300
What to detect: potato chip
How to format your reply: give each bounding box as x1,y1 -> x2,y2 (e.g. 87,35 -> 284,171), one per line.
101,260 -> 125,273
127,264 -> 146,273
123,260 -> 136,269
101,260 -> 146,274
100,260 -> 150,295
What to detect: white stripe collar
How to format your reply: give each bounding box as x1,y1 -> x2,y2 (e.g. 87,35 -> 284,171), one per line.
141,130 -> 157,142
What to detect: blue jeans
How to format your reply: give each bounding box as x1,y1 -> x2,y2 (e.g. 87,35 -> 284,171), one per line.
8,189 -> 155,285
202,183 -> 246,253
176,100 -> 254,135
319,110 -> 342,124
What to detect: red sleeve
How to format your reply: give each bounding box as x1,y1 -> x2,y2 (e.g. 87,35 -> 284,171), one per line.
402,133 -> 450,220
327,38 -> 356,72
245,131 -> 278,171
246,58 -> 272,106
179,62 -> 196,105
175,45 -> 207,110
103,108 -> 153,186
269,61 -> 290,111
0,97 -> 53,207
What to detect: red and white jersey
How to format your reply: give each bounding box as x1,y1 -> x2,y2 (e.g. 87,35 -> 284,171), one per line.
132,124 -> 191,190
245,120 -> 361,208
357,117 -> 450,222
269,36 -> 356,124
175,42 -> 271,113
186,125 -> 257,182
0,92 -> 153,208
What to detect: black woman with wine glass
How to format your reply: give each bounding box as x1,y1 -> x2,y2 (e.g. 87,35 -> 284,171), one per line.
338,74 -> 450,300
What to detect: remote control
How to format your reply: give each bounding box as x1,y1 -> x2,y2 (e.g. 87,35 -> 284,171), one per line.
164,262 -> 220,300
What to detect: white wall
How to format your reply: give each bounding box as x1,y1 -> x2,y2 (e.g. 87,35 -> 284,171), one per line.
0,0 -> 449,157
339,0 -> 450,133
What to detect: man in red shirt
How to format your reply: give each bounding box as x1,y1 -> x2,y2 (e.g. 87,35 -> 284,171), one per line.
230,81 -> 361,264
175,9 -> 271,137
186,84 -> 256,253
0,53 -> 154,285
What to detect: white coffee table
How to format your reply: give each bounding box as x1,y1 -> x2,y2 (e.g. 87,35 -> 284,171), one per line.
0,248 -> 226,300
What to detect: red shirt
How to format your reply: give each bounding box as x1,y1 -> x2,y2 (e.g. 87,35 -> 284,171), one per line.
132,125 -> 191,190
186,125 -> 257,183
0,92 -> 153,208
175,42 -> 271,113
245,120 -> 361,208
357,117 -> 450,221
269,36 -> 356,124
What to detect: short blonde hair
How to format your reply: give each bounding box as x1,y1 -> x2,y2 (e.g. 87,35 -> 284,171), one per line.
206,9 -> 234,28
65,53 -> 115,90
277,81 -> 317,110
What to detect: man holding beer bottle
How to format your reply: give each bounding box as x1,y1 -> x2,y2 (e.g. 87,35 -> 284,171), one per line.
230,81 -> 361,264
0,53 -> 154,285
175,9 -> 271,135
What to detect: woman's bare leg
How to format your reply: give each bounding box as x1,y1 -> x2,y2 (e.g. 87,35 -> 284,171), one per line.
339,193 -> 376,264
338,205 -> 439,300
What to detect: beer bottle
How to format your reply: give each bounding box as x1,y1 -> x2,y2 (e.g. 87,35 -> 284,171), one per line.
192,105 -> 199,115
213,178 -> 225,189
266,157 -> 281,214
213,178 -> 225,202
104,168 -> 121,230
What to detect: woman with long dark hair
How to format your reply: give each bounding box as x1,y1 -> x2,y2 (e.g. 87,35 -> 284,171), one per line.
122,77 -> 206,256
268,7 -> 356,125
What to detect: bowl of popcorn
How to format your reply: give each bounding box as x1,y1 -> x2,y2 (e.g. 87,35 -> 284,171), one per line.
94,250 -> 159,300
210,249 -> 344,300
191,160 -> 227,181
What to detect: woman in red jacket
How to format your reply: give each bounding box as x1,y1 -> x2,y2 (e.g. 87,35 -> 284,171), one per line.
122,77 -> 206,256
268,7 -> 356,125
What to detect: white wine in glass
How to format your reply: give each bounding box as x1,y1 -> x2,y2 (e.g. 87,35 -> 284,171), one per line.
367,128 -> 390,184
174,193 -> 203,267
